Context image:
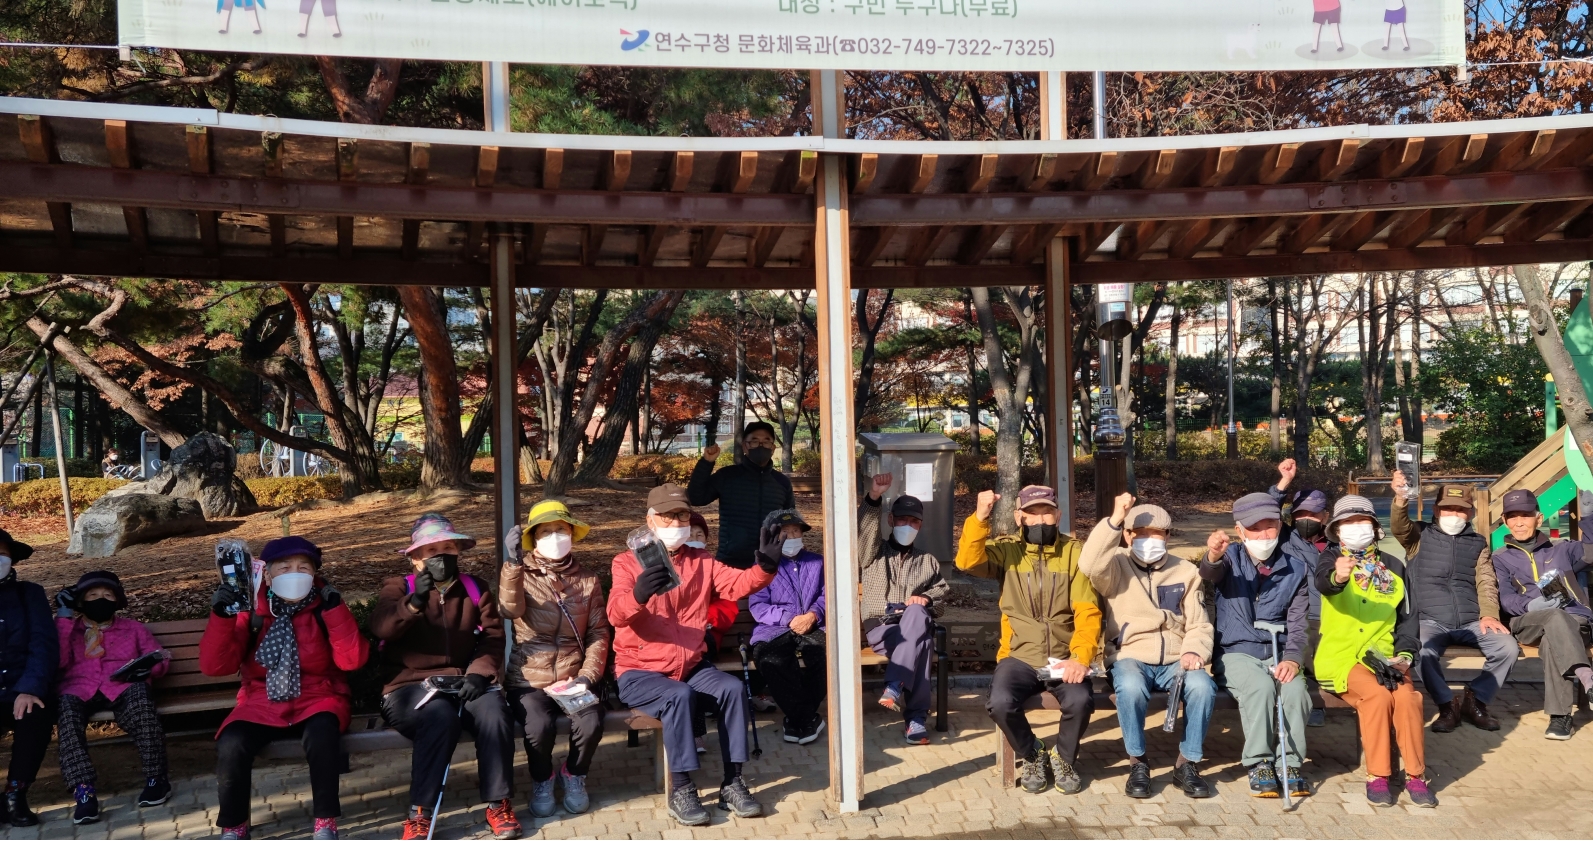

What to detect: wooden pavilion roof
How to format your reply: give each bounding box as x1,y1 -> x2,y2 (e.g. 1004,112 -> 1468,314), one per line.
2,96 -> 1592,288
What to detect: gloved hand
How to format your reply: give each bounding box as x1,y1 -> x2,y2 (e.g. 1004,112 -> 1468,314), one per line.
633,563 -> 673,604
755,523 -> 783,574
458,673 -> 491,702
409,568 -> 435,612
503,525 -> 525,567
211,583 -> 246,618
1526,595 -> 1565,614
320,584 -> 342,610
55,586 -> 78,619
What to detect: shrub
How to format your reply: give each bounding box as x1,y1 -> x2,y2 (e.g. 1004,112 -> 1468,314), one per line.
0,478 -> 129,516
610,454 -> 698,484
245,476 -> 342,508
788,448 -> 823,476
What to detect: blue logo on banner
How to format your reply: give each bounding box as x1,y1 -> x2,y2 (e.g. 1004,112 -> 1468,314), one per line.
620,29 -> 650,50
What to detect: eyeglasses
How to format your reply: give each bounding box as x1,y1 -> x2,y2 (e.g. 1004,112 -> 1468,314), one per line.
654,510 -> 692,524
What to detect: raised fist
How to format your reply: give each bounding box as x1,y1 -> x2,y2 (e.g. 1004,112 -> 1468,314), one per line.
703,443 -> 721,462
1206,529 -> 1231,561
975,490 -> 999,522
1334,553 -> 1356,584
1110,492 -> 1136,527
869,472 -> 893,500
1277,458 -> 1298,488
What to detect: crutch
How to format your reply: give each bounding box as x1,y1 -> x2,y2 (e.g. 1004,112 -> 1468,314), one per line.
738,638 -> 764,758
1254,619 -> 1296,810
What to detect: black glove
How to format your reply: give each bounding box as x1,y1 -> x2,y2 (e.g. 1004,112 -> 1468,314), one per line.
320,584 -> 342,610
503,525 -> 525,567
574,676 -> 593,689
211,583 -> 246,618
55,586 -> 78,619
458,673 -> 490,703
409,568 -> 435,612
633,563 -> 674,604
755,523 -> 783,574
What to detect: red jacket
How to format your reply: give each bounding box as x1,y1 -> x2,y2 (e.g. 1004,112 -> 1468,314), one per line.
198,586 -> 369,735
608,546 -> 773,680
706,598 -> 740,649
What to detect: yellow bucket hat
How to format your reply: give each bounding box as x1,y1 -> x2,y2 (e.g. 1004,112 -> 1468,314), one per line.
523,500 -> 590,549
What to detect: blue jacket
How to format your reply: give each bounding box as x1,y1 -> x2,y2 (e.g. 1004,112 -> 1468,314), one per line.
1492,530 -> 1593,620
1198,542 -> 1310,664
0,575 -> 57,700
1268,483 -> 1331,622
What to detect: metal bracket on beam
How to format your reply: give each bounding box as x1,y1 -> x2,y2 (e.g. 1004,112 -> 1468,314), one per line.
1309,182 -> 1406,210
177,177 -> 301,209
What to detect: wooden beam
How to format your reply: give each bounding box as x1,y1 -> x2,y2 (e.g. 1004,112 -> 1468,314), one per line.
262,132 -> 284,178
1279,215 -> 1328,254
1253,143 -> 1299,186
1070,151 -> 1119,192
1385,208 -> 1455,250
477,145 -> 501,189
748,225 -> 783,268
1540,131 -> 1593,171
904,225 -> 952,266
1025,153 -> 1058,192
336,138 -> 358,182
1331,210 -> 1398,252
1169,218 -> 1224,259
965,154 -> 999,193
1134,149 -> 1178,190
1012,223 -> 1066,264
852,227 -> 895,267
851,153 -> 879,193
17,115 -> 56,164
1504,199 -> 1593,244
790,150 -> 818,194
1220,216 -> 1288,257
694,226 -> 729,267
1445,203 -> 1533,247
730,150 -> 759,194
528,223 -> 550,265
539,148 -> 561,190
585,225 -> 608,265
957,225 -> 1008,265
1316,138 -> 1362,181
602,150 -> 632,191
1075,222 -> 1117,260
1115,219 -> 1163,262
337,216 -> 354,259
666,151 -> 694,192
269,216 -> 286,257
1446,133 -> 1491,174
104,119 -> 147,253
1198,146 -> 1239,187
187,125 -> 217,256
907,154 -> 939,194
1377,137 -> 1424,179
406,142 -> 431,185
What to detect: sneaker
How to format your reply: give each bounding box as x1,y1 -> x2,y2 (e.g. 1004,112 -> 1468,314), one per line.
717,776 -> 763,818
1405,776 -> 1438,808
1124,760 -> 1153,799
695,736 -> 708,754
529,777 -> 557,818
782,719 -> 801,744
1307,708 -> 1326,728
1049,751 -> 1083,795
485,799 -> 522,839
400,806 -> 431,840
1547,714 -> 1575,740
879,683 -> 904,713
904,720 -> 930,745
797,717 -> 825,746
751,694 -> 779,713
560,763 -> 590,815
1366,776 -> 1395,807
311,817 -> 338,840
138,777 -> 172,807
1171,760 -> 1213,799
1285,765 -> 1311,798
220,824 -> 251,840
1018,741 -> 1051,793
72,784 -> 101,825
1247,761 -> 1279,798
667,785 -> 711,827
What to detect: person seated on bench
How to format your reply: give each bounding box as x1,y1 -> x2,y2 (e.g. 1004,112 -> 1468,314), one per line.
1080,493 -> 1215,800
1200,494 -> 1311,801
609,483 -> 777,827
1390,472 -> 1513,734
688,421 -> 795,570
1491,488 -> 1593,741
53,570 -> 172,825
749,508 -> 828,746
1315,495 -> 1436,808
1269,460 -> 1333,727
370,514 -> 518,841
0,529 -> 53,829
859,473 -> 951,746
499,501 -> 612,818
201,536 -> 370,841
956,484 -> 1100,796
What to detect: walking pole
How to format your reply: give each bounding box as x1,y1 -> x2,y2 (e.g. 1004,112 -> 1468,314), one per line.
738,637 -> 763,758
1254,620 -> 1294,810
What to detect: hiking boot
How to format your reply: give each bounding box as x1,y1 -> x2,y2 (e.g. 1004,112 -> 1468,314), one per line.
1307,708 -> 1326,727
529,777 -> 557,817
717,776 -> 763,818
560,764 -> 590,814
879,683 -> 904,713
1049,750 -> 1083,795
1124,760 -> 1153,799
220,824 -> 251,840
311,817 -> 338,840
1405,776 -> 1438,808
1430,699 -> 1461,733
1018,741 -> 1051,793
72,784 -> 101,825
485,799 -> 521,839
667,785 -> 711,826
400,806 -> 431,840
1285,765 -> 1310,798
797,717 -> 825,746
4,782 -> 37,827
1247,761 -> 1279,798
1172,761 -> 1213,799
138,777 -> 172,807
904,720 -> 930,745
1461,688 -> 1501,731
1366,776 -> 1395,807
1547,714 -> 1576,740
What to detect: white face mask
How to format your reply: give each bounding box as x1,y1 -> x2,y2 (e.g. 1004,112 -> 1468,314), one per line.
684,540 -> 707,550
1338,523 -> 1377,551
782,538 -> 805,558
1130,537 -> 1167,566
892,524 -> 919,546
1244,537 -> 1279,562
536,531 -> 573,560
270,572 -> 315,601
655,525 -> 691,550
0,555 -> 11,580
1437,514 -> 1468,536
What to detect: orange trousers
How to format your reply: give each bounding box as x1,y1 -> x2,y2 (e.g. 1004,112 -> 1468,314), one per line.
1340,663 -> 1425,778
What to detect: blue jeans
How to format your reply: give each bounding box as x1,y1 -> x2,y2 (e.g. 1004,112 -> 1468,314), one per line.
1112,658 -> 1216,763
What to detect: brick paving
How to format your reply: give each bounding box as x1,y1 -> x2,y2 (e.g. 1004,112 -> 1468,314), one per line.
5,680 -> 1590,840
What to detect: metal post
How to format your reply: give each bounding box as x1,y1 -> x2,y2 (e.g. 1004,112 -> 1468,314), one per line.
811,67 -> 864,814
482,62 -> 511,132
1226,279 -> 1238,459
491,228 -> 519,560
45,352 -> 73,532
1092,71 -> 1107,139
1039,71 -> 1066,145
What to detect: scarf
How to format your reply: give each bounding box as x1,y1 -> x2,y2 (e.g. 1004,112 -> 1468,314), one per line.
1343,546 -> 1395,596
255,594 -> 314,702
528,551 -> 577,577
83,619 -> 110,660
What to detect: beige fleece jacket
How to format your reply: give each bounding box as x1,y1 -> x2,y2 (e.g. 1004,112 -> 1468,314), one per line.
1078,518 -> 1213,667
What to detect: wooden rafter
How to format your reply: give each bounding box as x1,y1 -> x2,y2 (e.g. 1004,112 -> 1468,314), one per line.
104,119 -> 147,253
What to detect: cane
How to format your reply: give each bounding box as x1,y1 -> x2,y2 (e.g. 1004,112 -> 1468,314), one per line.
1163,668 -> 1184,733
1254,619 -> 1295,810
738,638 -> 763,758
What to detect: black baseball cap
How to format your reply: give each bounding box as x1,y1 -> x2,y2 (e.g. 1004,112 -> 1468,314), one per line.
891,495 -> 924,519
1501,489 -> 1539,517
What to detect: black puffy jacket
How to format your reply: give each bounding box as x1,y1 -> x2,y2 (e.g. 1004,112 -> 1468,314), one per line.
687,458 -> 794,569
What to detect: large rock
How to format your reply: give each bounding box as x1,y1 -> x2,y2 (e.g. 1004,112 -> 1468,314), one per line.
105,432 -> 257,518
67,493 -> 207,558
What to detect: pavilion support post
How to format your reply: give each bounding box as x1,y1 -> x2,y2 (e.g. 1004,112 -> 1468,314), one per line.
46,351 -> 73,533
490,226 -> 519,566
483,63 -> 511,132
1043,238 -> 1074,534
812,67 -> 864,815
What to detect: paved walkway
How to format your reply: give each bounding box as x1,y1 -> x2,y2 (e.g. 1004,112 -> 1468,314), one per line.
3,679 -> 1588,839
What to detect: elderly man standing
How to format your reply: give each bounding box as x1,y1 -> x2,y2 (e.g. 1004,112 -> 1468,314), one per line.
1081,493 -> 1215,800
688,422 -> 795,569
609,483 -> 777,826
1390,472 -> 1513,733
957,485 -> 1100,795
1200,493 -> 1311,800
860,473 -> 951,746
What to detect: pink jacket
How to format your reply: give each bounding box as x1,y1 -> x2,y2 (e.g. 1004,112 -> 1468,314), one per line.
57,616 -> 169,703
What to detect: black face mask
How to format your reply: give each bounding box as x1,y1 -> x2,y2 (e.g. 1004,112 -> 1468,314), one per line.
1293,518 -> 1325,540
424,554 -> 460,583
79,598 -> 118,623
1023,524 -> 1059,546
745,446 -> 774,467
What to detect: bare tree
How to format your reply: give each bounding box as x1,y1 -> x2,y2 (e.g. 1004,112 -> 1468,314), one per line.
1517,263 -> 1593,464
970,285 -> 1041,533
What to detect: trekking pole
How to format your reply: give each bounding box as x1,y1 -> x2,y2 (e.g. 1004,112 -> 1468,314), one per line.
738,637 -> 763,758
426,702 -> 466,841
1254,620 -> 1294,810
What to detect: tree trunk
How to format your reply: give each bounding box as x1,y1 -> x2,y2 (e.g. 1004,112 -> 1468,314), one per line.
963,292 -> 981,456
397,286 -> 470,489
1165,306 -> 1181,459
281,284 -> 383,494
1268,279 -> 1283,455
574,310 -> 675,484
733,290 -> 749,451
1518,264 -> 1593,464
853,288 -> 896,429
24,318 -> 188,448
970,286 -> 1039,534
1411,274 -> 1424,446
